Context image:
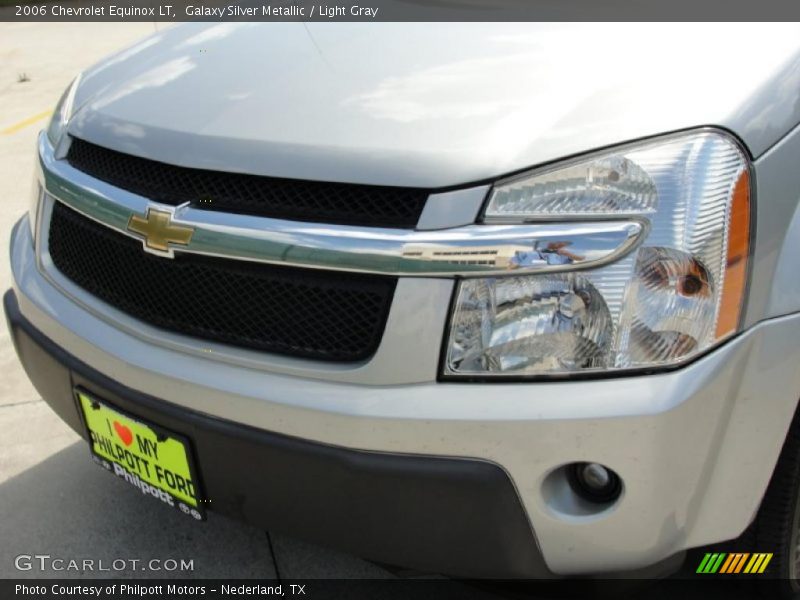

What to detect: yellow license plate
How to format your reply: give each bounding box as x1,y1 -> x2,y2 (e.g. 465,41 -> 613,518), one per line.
77,389 -> 205,520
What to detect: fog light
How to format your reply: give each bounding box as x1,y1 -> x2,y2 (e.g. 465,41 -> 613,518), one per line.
567,462 -> 622,504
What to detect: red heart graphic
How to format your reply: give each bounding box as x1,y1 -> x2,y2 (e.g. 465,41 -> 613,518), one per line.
113,421 -> 134,447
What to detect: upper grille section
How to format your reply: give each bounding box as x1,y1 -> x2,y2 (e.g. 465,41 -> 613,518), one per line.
66,138 -> 430,228
48,201 -> 397,362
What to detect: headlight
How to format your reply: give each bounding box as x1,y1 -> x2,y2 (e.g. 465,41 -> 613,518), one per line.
46,75 -> 81,147
444,129 -> 751,378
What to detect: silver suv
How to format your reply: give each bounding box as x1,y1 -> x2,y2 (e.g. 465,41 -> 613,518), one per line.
5,23 -> 800,595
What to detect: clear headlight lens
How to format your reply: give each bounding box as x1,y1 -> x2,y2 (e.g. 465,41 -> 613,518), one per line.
46,75 -> 81,147
445,130 -> 750,377
487,154 -> 659,217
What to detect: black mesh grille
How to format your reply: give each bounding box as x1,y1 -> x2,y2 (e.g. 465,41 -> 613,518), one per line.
48,202 -> 397,361
66,138 -> 429,228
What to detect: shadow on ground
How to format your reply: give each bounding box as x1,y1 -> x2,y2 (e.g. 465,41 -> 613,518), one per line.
0,441 -> 275,578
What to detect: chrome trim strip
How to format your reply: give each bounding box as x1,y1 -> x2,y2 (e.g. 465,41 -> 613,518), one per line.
39,133 -> 645,277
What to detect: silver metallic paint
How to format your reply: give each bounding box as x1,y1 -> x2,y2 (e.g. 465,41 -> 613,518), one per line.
749,124 -> 800,325
66,23 -> 800,188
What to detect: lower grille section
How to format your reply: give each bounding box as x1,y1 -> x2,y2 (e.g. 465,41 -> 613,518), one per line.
48,202 -> 396,361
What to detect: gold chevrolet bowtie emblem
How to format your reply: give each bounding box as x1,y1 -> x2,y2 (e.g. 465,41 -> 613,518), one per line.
127,208 -> 194,257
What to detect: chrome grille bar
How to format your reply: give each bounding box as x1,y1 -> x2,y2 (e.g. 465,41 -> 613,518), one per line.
39,134 -> 645,278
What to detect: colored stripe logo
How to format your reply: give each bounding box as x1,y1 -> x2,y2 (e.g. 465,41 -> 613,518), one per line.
697,553 -> 773,574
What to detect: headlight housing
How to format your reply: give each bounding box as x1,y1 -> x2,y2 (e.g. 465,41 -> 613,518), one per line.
46,75 -> 81,148
444,129 -> 751,378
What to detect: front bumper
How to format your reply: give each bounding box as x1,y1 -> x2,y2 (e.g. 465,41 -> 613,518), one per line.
4,289 -> 543,578
8,214 -> 800,576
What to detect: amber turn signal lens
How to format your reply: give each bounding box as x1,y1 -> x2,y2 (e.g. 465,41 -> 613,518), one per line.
716,169 -> 750,339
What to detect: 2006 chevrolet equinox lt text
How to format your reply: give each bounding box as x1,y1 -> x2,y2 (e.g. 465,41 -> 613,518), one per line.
5,22 -> 800,594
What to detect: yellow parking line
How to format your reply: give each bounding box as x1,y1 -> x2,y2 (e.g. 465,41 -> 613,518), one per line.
1,109 -> 52,135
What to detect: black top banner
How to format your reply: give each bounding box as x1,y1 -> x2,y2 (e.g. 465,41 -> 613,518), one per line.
2,0 -> 800,21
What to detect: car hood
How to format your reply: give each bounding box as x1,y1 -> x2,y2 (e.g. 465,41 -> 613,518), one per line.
68,22 -> 800,188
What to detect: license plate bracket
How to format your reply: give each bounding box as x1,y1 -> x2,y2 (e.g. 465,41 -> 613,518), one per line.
75,387 -> 205,520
